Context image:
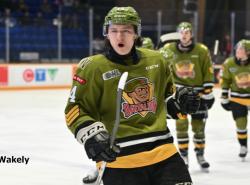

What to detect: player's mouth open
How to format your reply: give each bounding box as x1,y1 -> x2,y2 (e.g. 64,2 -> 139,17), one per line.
118,43 -> 124,47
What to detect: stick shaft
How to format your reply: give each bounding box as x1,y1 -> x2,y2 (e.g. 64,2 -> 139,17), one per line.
95,72 -> 128,185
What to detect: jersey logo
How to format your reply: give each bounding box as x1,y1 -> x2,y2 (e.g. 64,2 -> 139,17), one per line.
78,57 -> 91,70
175,60 -> 195,79
73,75 -> 87,84
235,72 -> 250,89
229,67 -> 237,73
121,77 -> 157,118
146,64 -> 159,70
102,69 -> 121,80
159,48 -> 174,59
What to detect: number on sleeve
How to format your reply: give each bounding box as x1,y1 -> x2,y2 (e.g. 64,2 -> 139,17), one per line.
69,86 -> 77,103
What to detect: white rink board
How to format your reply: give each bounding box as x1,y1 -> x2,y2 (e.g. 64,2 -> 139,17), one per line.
0,64 -> 76,89
9,65 -> 73,86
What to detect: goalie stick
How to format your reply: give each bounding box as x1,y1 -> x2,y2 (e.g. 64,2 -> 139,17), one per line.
94,72 -> 128,185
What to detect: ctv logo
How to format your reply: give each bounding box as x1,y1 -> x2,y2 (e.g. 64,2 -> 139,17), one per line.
23,68 -> 58,83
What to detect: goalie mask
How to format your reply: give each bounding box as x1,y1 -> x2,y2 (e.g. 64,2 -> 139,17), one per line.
103,6 -> 141,36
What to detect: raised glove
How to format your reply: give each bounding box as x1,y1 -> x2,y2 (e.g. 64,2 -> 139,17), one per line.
201,92 -> 215,109
75,122 -> 120,162
221,98 -> 231,111
175,87 -> 201,114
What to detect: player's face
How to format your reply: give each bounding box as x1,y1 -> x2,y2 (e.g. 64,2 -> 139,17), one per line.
179,30 -> 192,45
107,24 -> 137,55
236,46 -> 248,60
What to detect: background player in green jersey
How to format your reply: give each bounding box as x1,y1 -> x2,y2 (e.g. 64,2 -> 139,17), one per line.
141,37 -> 155,50
64,6 -> 200,185
160,22 -> 215,171
135,36 -> 155,50
220,39 -> 250,161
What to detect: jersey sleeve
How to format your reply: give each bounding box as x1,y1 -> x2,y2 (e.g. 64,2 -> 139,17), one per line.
158,44 -> 175,98
64,57 -> 103,135
161,53 -> 184,120
159,45 -> 175,61
163,56 -> 175,98
220,59 -> 232,98
201,45 -> 214,94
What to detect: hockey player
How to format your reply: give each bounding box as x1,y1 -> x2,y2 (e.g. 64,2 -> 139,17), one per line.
82,36 -> 155,184
141,37 -> 155,49
135,37 -> 154,50
65,7 -> 200,185
160,22 -> 215,171
220,39 -> 250,160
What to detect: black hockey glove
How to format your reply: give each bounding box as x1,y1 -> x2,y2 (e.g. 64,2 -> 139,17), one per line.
221,98 -> 231,111
175,87 -> 201,114
84,130 -> 120,162
201,93 -> 215,110
76,122 -> 120,163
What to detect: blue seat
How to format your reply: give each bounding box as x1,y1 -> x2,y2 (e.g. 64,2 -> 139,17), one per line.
7,22 -> 89,59
0,27 -> 5,34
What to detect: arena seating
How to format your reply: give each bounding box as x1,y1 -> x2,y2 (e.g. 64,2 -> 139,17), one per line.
0,0 -> 90,61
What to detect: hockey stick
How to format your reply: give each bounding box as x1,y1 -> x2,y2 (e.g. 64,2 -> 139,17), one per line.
212,40 -> 221,84
213,40 -> 219,56
212,39 -> 220,64
156,32 -> 180,49
94,72 -> 128,185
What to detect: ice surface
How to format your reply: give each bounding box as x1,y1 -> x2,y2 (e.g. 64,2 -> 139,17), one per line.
0,89 -> 249,185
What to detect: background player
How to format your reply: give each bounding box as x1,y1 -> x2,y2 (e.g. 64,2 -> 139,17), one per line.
220,39 -> 250,161
160,22 -> 215,171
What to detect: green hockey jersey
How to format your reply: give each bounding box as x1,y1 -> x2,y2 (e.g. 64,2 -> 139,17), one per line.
64,48 -> 177,168
161,42 -> 214,93
221,57 -> 250,105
